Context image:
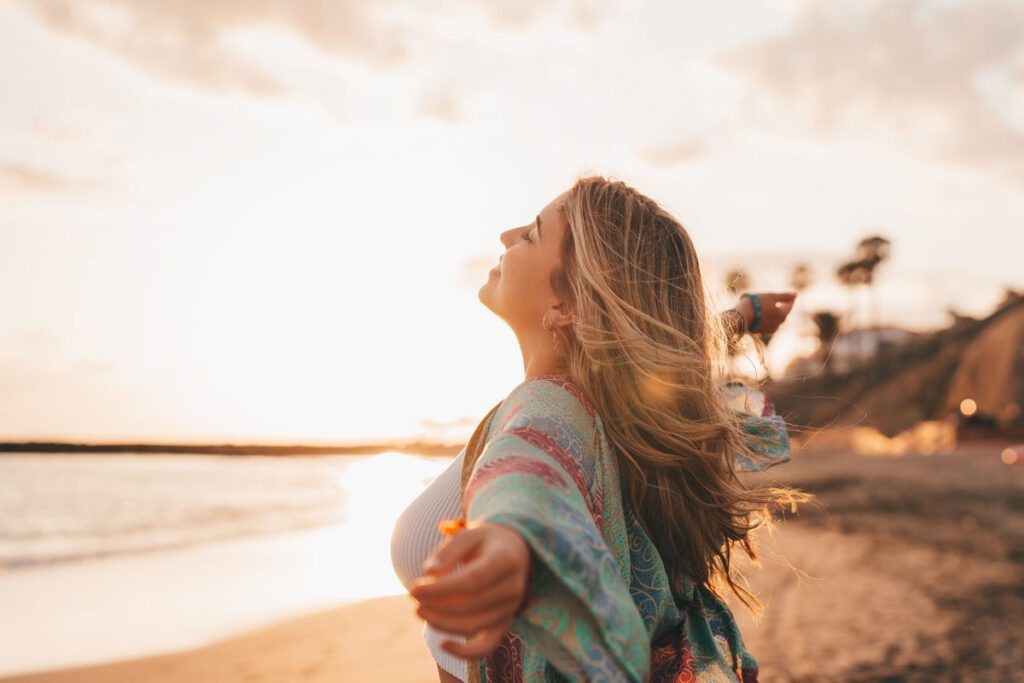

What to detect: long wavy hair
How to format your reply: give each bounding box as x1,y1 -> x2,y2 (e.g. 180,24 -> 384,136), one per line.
550,175 -> 810,612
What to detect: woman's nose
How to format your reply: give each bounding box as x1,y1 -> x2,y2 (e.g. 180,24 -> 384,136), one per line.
499,227 -> 518,249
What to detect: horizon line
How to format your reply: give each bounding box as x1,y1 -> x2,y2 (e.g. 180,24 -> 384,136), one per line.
0,439 -> 465,457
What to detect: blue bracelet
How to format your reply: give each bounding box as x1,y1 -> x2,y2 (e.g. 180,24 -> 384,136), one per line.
745,293 -> 763,333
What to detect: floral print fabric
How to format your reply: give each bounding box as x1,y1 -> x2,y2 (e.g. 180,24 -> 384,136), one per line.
462,375 -> 791,682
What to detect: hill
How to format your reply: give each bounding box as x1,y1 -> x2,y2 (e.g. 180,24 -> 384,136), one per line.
768,293 -> 1024,439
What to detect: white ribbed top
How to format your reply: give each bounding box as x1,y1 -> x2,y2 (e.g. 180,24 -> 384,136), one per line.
390,449 -> 469,681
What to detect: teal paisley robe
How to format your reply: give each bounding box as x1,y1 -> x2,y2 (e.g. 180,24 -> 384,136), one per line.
460,375 -> 790,682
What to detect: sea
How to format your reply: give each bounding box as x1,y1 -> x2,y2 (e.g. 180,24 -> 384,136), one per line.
0,451 -> 453,676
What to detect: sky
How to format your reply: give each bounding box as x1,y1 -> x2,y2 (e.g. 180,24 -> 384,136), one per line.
1,0 -> 1022,444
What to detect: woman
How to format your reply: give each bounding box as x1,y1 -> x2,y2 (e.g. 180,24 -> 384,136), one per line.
392,176 -> 806,682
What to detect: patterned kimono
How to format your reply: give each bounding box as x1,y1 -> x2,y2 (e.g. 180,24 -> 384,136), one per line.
458,375 -> 790,682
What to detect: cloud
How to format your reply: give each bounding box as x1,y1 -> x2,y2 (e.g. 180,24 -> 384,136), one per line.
475,0 -> 547,30
14,328 -> 62,351
0,352 -> 129,440
565,0 -> 604,33
640,138 -> 707,167
455,0 -> 605,31
12,0 -> 414,95
420,415 -> 477,431
417,87 -> 462,123
0,163 -> 78,194
13,0 -> 607,97
719,0 -> 1024,185
30,119 -> 81,144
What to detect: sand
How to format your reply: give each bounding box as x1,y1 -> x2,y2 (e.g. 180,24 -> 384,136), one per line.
0,595 -> 437,683
4,447 -> 1022,682
731,446 -> 1024,681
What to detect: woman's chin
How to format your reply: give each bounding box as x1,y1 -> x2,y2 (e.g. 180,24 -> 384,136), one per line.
478,279 -> 504,313
477,282 -> 493,308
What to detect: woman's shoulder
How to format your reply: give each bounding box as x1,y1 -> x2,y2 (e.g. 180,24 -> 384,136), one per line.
497,374 -> 597,429
485,374 -> 605,489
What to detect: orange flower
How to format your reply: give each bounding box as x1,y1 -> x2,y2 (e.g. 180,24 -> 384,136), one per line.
437,517 -> 467,537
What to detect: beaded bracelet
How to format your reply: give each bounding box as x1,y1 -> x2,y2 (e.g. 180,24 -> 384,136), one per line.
743,293 -> 763,334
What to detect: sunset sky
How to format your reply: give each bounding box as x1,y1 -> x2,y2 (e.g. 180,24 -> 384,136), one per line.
2,0 -> 1022,444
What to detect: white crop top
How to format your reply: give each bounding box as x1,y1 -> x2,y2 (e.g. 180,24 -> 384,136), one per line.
390,448 -> 470,681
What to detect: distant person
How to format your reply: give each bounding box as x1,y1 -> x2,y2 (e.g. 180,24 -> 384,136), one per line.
392,176 -> 805,682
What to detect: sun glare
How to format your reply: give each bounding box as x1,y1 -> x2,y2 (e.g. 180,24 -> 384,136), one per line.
321,452 -> 451,599
959,398 -> 978,417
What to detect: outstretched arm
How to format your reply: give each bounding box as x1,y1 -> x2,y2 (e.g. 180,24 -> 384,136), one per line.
722,291 -> 797,337
411,379 -> 649,682
719,293 -> 798,471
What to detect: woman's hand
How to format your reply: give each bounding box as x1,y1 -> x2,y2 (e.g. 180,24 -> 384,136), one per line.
737,291 -> 797,336
409,521 -> 533,660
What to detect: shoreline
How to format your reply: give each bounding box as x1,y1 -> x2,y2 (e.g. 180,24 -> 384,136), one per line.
0,524 -> 412,676
0,596 -> 437,683
7,514 -> 1019,682
0,442 -> 464,457
1,449 -> 1019,680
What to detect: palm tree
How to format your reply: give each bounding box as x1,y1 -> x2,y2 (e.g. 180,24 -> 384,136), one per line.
836,259 -> 873,288
856,235 -> 891,265
836,235 -> 891,363
836,258 -> 863,333
812,311 -> 841,375
836,260 -> 871,362
855,235 -> 891,333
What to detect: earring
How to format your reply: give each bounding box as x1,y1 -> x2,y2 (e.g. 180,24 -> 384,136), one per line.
543,316 -> 562,355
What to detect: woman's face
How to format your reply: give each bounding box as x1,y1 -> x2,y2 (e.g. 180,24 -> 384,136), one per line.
478,191 -> 570,333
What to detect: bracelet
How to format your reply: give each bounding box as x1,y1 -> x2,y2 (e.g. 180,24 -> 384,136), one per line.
743,293 -> 763,334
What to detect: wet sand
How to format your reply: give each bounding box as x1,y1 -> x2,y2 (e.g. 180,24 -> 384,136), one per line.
4,447 -> 1022,682
0,595 -> 437,683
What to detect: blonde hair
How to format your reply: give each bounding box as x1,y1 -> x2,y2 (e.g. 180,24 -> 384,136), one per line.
551,175 -> 810,612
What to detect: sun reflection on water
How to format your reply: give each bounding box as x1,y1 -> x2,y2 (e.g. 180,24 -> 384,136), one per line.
321,452 -> 452,600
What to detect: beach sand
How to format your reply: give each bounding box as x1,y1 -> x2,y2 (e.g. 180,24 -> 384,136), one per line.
3,447 -> 1021,682
732,446 -> 1024,681
0,595 -> 437,683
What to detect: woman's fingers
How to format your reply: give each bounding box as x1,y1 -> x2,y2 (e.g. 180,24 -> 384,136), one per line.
412,528 -> 527,606
764,293 -> 796,314
411,565 -> 520,614
417,600 -> 516,636
441,621 -> 512,660
769,300 -> 794,323
407,522 -> 532,649
420,525 -> 487,577
410,555 -> 515,605
415,569 -> 524,615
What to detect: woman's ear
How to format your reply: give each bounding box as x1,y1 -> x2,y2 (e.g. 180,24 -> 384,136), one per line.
546,301 -> 574,331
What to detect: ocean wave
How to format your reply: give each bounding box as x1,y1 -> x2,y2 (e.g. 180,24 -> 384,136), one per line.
0,453 -> 353,568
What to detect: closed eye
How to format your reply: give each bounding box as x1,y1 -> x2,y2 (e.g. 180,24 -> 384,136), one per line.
520,229 -> 532,244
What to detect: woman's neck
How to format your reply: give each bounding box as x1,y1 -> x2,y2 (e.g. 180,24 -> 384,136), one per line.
515,328 -> 568,380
